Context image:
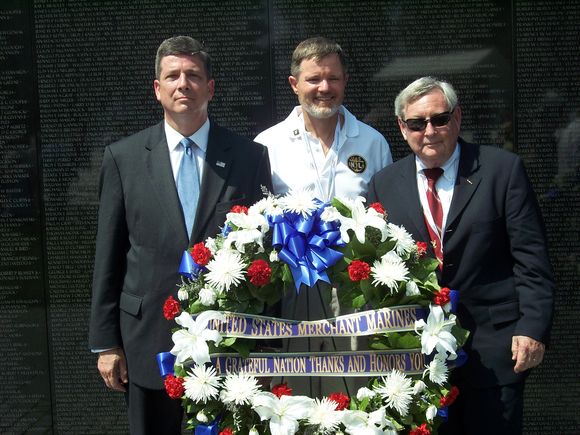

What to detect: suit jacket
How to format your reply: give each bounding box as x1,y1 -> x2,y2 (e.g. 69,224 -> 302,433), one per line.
89,121 -> 272,389
367,139 -> 554,387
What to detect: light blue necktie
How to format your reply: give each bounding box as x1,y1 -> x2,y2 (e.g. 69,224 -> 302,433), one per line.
176,137 -> 200,239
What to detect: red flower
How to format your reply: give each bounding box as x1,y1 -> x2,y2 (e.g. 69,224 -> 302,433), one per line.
247,259 -> 272,287
163,296 -> 181,320
433,287 -> 451,306
327,392 -> 350,410
272,383 -> 293,398
440,386 -> 460,407
416,241 -> 428,257
369,202 -> 386,215
347,260 -> 371,281
163,374 -> 184,399
190,242 -> 212,266
219,429 -> 233,435
230,205 -> 248,214
409,423 -> 430,435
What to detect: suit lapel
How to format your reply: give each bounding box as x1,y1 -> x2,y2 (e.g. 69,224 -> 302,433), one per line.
446,140 -> 481,232
146,122 -> 188,243
395,156 -> 431,243
191,123 -> 232,243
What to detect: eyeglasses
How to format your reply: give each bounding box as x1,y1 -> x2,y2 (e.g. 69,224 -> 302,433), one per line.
402,109 -> 455,132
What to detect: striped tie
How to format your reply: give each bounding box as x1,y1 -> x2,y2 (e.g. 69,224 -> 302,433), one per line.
423,167 -> 444,265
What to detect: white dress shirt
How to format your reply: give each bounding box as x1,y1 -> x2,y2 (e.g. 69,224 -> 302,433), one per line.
165,119 -> 210,181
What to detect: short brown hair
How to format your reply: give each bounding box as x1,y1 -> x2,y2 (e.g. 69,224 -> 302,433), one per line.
155,36 -> 212,80
290,36 -> 347,77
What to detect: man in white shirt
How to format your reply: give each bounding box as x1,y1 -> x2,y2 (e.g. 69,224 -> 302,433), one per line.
254,37 -> 392,397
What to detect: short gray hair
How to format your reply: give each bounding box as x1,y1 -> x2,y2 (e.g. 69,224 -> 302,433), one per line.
394,76 -> 458,119
155,36 -> 212,80
290,36 -> 347,77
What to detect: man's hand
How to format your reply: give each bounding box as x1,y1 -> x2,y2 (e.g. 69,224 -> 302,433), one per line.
512,335 -> 545,373
98,348 -> 128,392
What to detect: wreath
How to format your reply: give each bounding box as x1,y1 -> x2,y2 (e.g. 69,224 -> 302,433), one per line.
159,192 -> 468,435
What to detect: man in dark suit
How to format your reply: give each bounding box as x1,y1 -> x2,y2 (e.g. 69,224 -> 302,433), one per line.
89,36 -> 271,434
367,77 -> 554,435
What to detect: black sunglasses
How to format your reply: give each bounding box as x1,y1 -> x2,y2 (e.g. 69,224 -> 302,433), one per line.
402,109 -> 455,132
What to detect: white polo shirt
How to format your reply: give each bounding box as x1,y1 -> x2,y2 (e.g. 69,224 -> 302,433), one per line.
255,105 -> 393,201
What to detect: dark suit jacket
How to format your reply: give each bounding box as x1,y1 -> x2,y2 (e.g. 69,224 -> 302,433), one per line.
367,139 -> 554,387
89,121 -> 272,389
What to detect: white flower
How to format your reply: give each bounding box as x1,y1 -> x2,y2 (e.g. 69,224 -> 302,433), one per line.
415,305 -> 457,360
205,250 -> 246,292
426,404 -> 438,422
405,280 -> 421,296
248,428 -> 259,435
170,311 -> 224,365
184,365 -> 221,403
308,398 -> 343,433
356,387 -> 376,401
252,392 -> 314,435
413,380 -> 427,395
205,237 -> 218,254
280,189 -> 318,216
374,370 -> 414,416
196,411 -> 209,423
387,223 -> 415,256
220,372 -> 261,406
198,286 -> 218,306
250,195 -> 282,217
177,288 -> 189,301
269,250 -> 279,262
371,251 -> 409,292
335,196 -> 388,244
423,355 -> 449,385
320,205 -> 341,222
225,210 -> 269,252
341,407 -> 396,435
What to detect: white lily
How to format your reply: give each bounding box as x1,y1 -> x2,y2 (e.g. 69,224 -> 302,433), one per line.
341,407 -> 397,435
224,211 -> 269,252
415,305 -> 457,359
252,392 -> 314,435
335,197 -> 388,244
170,311 -> 225,365
426,404 -> 438,422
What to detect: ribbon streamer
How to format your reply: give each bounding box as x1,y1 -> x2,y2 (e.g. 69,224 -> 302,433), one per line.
178,250 -> 205,279
156,352 -> 176,377
195,418 -> 220,435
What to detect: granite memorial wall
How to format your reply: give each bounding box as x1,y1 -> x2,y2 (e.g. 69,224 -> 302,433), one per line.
0,0 -> 578,433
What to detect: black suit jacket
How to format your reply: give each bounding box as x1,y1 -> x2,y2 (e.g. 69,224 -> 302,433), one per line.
367,139 -> 554,387
89,121 -> 272,389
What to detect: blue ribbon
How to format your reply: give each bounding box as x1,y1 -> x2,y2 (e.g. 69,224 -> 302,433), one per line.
270,202 -> 344,290
156,352 -> 176,377
449,289 -> 459,313
450,349 -> 468,368
195,418 -> 220,435
437,406 -> 449,421
178,250 -> 205,279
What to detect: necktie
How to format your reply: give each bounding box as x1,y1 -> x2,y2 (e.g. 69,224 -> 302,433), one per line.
423,167 -> 444,265
176,137 -> 200,239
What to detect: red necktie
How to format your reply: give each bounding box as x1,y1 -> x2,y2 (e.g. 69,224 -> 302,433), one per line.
423,167 -> 444,265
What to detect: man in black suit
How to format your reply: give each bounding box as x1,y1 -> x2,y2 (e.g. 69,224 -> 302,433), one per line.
89,36 -> 271,434
367,77 -> 554,435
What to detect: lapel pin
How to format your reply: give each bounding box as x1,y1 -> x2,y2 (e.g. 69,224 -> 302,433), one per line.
466,178 -> 473,184
293,129 -> 300,136
216,161 -> 226,168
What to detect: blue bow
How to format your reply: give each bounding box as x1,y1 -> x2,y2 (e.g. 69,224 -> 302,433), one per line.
179,250 -> 205,279
156,352 -> 176,377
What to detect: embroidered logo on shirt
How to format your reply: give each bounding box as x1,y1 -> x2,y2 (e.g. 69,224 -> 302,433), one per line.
347,155 -> 366,173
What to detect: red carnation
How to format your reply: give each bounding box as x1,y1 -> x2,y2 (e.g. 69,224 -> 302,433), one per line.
272,383 -> 293,398
219,429 -> 234,435
440,386 -> 460,407
409,423 -> 431,435
433,287 -> 451,306
347,260 -> 371,281
327,392 -> 350,410
247,259 -> 272,287
416,241 -> 428,257
190,242 -> 212,266
163,296 -> 181,320
369,202 -> 386,215
164,374 -> 185,399
230,205 -> 248,214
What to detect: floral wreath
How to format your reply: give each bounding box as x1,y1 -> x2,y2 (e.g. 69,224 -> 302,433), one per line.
160,192 -> 469,435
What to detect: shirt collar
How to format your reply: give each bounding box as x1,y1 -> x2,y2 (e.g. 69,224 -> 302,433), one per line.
165,118 -> 210,153
415,142 -> 461,182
